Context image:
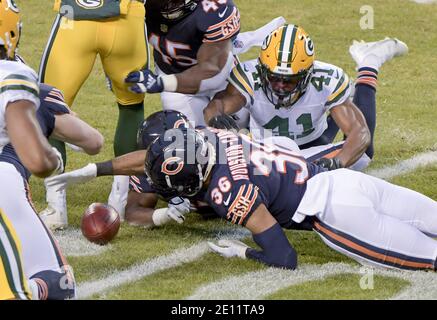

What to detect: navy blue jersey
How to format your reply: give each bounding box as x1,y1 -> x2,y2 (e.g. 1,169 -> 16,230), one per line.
129,174 -> 156,194
201,129 -> 326,228
146,0 -> 240,74
0,84 -> 70,180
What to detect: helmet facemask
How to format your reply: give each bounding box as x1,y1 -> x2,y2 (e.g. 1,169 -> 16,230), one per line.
259,62 -> 313,109
161,0 -> 198,22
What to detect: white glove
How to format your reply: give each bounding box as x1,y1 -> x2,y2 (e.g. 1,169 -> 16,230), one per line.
207,239 -> 249,259
50,147 -> 64,176
45,163 -> 97,192
152,197 -> 191,226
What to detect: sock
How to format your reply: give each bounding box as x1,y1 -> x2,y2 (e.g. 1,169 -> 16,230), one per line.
114,102 -> 144,157
353,67 -> 378,159
49,138 -> 66,169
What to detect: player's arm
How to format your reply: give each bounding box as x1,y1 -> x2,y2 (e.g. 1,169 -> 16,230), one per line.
6,100 -> 60,178
330,99 -> 371,167
209,203 -> 298,270
173,40 -> 233,94
124,191 -> 158,227
51,113 -> 104,155
203,82 -> 247,126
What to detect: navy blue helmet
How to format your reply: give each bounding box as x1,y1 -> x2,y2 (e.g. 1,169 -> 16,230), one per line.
145,128 -> 215,198
137,110 -> 190,150
160,0 -> 198,21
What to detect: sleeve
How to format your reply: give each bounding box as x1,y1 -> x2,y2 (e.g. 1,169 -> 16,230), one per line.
39,84 -> 71,115
197,1 -> 241,43
324,67 -> 352,110
227,62 -> 255,108
0,64 -> 40,115
129,175 -> 156,194
207,179 -> 266,226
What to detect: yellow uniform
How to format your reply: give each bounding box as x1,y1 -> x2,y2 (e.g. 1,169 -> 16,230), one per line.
0,209 -> 32,300
39,0 -> 149,106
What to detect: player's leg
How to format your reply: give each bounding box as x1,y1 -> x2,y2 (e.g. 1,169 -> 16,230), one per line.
39,16 -> 99,229
0,209 -> 32,300
311,169 -> 437,271
99,2 -> 148,217
0,164 -> 75,299
321,38 -> 408,158
349,38 -> 408,159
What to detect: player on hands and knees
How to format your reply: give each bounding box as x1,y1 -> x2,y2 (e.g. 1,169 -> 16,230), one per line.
204,24 -> 408,171
0,1 -> 75,300
145,127 -> 437,271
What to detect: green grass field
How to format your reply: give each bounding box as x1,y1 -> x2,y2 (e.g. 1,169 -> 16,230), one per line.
18,0 -> 437,300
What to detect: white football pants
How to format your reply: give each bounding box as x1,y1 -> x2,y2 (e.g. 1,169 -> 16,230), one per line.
296,169 -> 437,270
0,163 -> 70,278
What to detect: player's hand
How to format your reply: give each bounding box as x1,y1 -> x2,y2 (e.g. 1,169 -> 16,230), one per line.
125,68 -> 164,94
207,114 -> 240,131
314,157 -> 343,171
45,163 -> 98,191
167,197 -> 191,224
207,239 -> 249,259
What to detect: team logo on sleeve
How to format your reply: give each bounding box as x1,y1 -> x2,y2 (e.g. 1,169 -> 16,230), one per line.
75,0 -> 104,9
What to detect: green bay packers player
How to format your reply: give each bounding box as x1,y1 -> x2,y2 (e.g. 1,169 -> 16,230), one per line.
203,24 -> 408,171
39,0 -> 149,225
0,1 -> 75,300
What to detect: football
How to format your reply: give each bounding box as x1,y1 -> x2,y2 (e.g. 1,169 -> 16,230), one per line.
81,203 -> 121,245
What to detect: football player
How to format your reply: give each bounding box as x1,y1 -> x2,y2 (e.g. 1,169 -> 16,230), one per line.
145,127 -> 437,271
203,24 -> 408,171
0,1 -> 75,299
39,0 -> 150,224
125,0 -> 250,128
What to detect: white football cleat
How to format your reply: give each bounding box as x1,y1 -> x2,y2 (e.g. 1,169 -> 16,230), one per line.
40,186 -> 68,230
107,175 -> 129,221
349,37 -> 408,70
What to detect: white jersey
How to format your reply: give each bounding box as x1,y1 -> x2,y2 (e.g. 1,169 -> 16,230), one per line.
228,59 -> 352,145
0,60 -> 40,153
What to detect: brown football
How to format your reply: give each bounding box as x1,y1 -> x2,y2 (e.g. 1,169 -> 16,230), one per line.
81,203 -> 120,245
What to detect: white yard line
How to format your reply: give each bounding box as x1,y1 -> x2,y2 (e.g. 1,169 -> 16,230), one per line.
54,228 -> 111,257
188,263 -> 437,300
76,228 -> 250,299
366,150 -> 437,180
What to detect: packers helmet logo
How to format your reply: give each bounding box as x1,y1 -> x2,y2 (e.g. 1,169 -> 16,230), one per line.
261,34 -> 272,51
6,0 -> 19,13
162,157 -> 184,176
75,0 -> 104,9
304,37 -> 314,56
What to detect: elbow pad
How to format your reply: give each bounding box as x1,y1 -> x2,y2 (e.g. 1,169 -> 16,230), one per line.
246,223 -> 297,270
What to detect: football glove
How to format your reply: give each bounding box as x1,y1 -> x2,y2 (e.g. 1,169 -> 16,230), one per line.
152,197 -> 191,226
314,157 -> 343,171
207,239 -> 249,259
208,114 -> 240,131
125,68 -> 164,94
45,163 -> 97,191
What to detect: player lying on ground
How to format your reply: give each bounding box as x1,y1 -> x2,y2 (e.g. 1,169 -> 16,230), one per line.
143,127 -> 437,271
204,24 -> 408,171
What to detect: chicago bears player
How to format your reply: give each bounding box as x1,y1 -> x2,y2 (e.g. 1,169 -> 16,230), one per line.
0,1 -> 76,300
144,127 -> 437,271
125,0 -> 250,128
203,24 -> 408,171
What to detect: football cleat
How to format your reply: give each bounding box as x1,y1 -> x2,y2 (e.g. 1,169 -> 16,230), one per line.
40,188 -> 68,230
349,37 -> 408,70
